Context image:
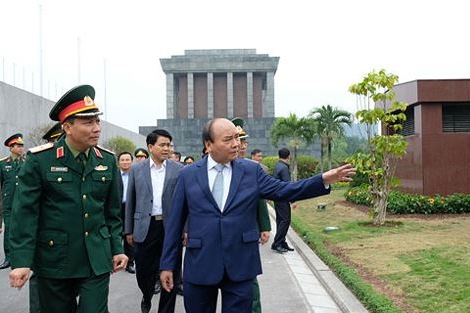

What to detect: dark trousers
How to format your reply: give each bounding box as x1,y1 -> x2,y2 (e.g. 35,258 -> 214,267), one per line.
184,274 -> 253,313
29,273 -> 41,313
37,273 -> 110,313
272,201 -> 291,249
134,219 -> 179,313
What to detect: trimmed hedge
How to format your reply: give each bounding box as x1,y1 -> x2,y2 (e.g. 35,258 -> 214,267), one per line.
345,185 -> 470,214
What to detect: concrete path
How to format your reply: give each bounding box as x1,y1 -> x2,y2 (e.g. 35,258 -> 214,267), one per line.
0,209 -> 368,312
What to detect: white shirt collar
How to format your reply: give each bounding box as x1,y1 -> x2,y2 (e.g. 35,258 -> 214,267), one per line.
207,154 -> 231,170
149,157 -> 166,170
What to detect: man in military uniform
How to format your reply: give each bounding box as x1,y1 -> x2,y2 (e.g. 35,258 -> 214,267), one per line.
0,133 -> 25,269
42,122 -> 64,143
231,118 -> 271,313
9,84 -> 128,313
134,147 -> 149,163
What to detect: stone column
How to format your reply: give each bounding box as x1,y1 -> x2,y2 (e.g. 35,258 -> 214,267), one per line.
247,72 -> 253,118
264,71 -> 275,118
187,72 -> 194,119
207,72 -> 214,118
166,73 -> 174,119
227,72 -> 233,118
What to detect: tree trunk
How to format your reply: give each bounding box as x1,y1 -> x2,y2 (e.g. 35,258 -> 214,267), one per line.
373,191 -> 388,225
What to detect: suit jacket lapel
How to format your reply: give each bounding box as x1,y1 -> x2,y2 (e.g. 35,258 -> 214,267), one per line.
196,158 -> 216,207
142,159 -> 153,196
162,161 -> 175,195
224,159 -> 243,213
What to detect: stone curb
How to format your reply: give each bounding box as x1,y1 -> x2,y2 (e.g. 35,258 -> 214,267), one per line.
268,205 -> 369,313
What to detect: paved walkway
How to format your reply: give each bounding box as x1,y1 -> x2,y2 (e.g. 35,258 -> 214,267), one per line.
0,208 -> 368,312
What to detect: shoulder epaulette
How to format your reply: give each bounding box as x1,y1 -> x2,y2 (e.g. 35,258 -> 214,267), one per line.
96,145 -> 115,155
29,142 -> 54,154
0,156 -> 8,162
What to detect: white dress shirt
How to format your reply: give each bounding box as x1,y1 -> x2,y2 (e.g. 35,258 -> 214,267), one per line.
121,171 -> 129,203
150,158 -> 166,216
207,155 -> 232,211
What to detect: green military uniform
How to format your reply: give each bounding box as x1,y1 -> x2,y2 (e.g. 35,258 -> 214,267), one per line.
253,199 -> 271,313
0,153 -> 25,264
231,117 -> 272,313
10,138 -> 123,310
9,83 -> 124,313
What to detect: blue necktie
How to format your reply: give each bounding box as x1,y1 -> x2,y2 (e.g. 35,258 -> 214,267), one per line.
212,164 -> 225,210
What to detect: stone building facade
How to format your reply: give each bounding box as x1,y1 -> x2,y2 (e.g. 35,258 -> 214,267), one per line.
141,49 -> 283,158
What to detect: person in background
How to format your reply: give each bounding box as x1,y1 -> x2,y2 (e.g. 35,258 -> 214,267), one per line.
250,149 -> 269,173
8,84 -> 127,313
134,148 -> 149,163
171,151 -> 182,163
125,129 -> 183,313
118,151 -> 136,274
183,156 -> 194,165
42,122 -> 64,143
0,133 -> 25,270
271,148 -> 296,254
159,118 -> 356,313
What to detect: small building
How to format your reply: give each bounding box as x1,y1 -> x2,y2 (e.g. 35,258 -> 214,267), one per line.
391,79 -> 470,196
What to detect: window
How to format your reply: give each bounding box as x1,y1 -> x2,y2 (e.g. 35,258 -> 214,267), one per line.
442,104 -> 470,132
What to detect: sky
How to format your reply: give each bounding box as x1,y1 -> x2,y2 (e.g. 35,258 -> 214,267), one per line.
1,0 -> 469,133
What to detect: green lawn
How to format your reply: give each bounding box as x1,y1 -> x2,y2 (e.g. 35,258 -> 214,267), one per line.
290,187 -> 470,313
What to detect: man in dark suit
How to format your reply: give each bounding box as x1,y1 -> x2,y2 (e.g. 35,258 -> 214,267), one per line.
8,84 -> 128,313
118,151 -> 135,274
271,147 -> 296,254
160,118 -> 356,313
125,129 -> 183,313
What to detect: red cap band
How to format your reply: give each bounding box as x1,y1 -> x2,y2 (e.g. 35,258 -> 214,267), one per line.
58,97 -> 98,123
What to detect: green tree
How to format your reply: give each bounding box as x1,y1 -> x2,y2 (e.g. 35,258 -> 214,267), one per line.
103,136 -> 136,156
309,105 -> 352,171
270,113 -> 317,181
348,69 -> 408,225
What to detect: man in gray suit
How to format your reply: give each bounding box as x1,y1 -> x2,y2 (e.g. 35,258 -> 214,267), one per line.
125,129 -> 183,313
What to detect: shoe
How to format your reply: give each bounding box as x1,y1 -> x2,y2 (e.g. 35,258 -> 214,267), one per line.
153,282 -> 161,294
140,297 -> 151,313
125,263 -> 135,274
283,243 -> 294,251
271,246 -> 288,254
0,260 -> 10,269
176,284 -> 183,296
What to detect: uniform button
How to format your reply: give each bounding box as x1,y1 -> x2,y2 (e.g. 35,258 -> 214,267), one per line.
82,195 -> 87,200
85,232 -> 89,236
57,177 -> 62,183
102,176 -> 106,182
84,213 -> 89,218
15,182 -> 18,186
82,177 -> 85,182
48,240 -> 54,246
